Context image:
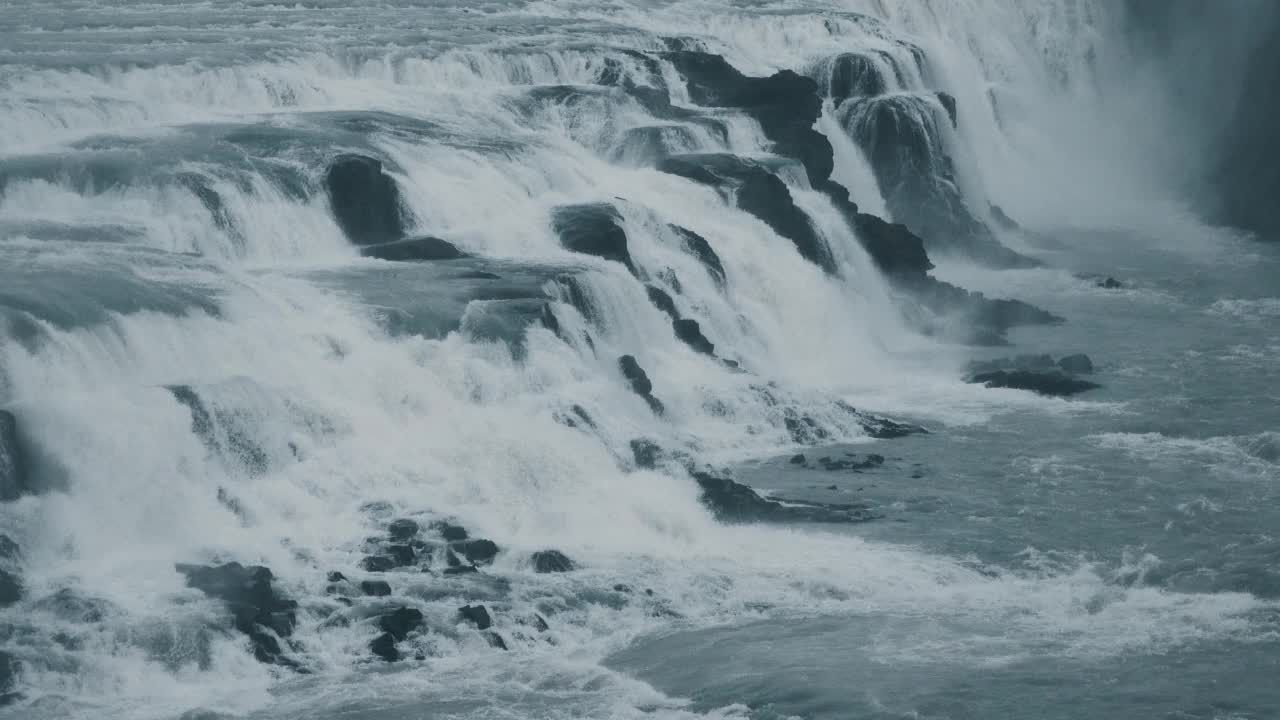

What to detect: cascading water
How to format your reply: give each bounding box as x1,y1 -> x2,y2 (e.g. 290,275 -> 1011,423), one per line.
2,2 -> 1278,719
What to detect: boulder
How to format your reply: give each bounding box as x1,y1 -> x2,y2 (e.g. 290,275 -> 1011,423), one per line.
325,154 -> 405,246
645,285 -> 678,319
458,604 -> 493,630
789,453 -> 806,465
369,632 -> 400,662
630,438 -> 662,469
360,236 -> 466,262
0,411 -> 28,502
691,471 -> 873,523
360,556 -> 396,573
618,354 -> 653,396
452,539 -> 499,565
1057,354 -> 1095,375
669,224 -> 726,286
551,203 -> 633,273
360,580 -> 392,597
387,518 -> 419,542
176,562 -> 297,666
1098,277 -> 1123,289
0,569 -> 21,607
531,550 -> 575,573
850,212 -> 933,277
672,318 -> 715,356
969,370 -> 1101,397
378,607 -> 424,641
429,520 -> 468,542
385,544 -> 416,567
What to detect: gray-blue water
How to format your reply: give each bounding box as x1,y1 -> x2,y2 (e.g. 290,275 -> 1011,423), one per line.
0,2 -> 1277,719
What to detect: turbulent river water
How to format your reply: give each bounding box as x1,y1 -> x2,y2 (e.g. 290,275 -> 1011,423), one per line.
0,1 -> 1277,719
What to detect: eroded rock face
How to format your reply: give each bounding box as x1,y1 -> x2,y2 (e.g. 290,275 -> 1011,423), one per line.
531,550 -> 575,573
325,154 -> 405,246
551,203 -> 634,273
0,411 -> 28,502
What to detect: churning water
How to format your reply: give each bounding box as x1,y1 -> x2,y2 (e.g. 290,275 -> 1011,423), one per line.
0,1 -> 1277,718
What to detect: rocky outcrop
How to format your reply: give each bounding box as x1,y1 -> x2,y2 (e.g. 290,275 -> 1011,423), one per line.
669,224 -> 726,286
325,154 -> 405,246
551,203 -> 634,273
0,411 -> 27,502
458,604 -> 493,630
672,318 -> 715,356
618,355 -> 664,414
691,471 -> 875,523
176,562 -> 298,666
531,550 -> 575,573
968,370 -> 1101,397
360,236 -> 466,262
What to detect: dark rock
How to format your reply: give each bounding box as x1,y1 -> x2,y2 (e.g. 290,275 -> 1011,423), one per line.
0,411 -> 28,502
969,370 -> 1101,397
645,285 -> 678,319
789,453 -> 807,465
386,544 -> 416,567
631,438 -> 662,469
0,535 -> 18,562
1098,277 -> 1123,289
326,571 -> 347,583
369,632 -> 400,662
176,562 -> 297,666
461,270 -> 502,280
360,556 -> 396,573
0,569 -> 21,607
618,354 -> 653,396
485,631 -> 509,650
990,204 -> 1020,231
936,91 -> 958,128
1057,354 -> 1095,375
387,518 -> 419,542
443,565 -> 478,576
430,521 -> 468,542
673,318 -> 715,356
822,52 -> 890,101
551,203 -> 633,273
0,651 -> 16,702
360,580 -> 392,597
452,539 -> 499,565
360,236 -> 466,262
783,410 -> 831,445
669,224 -> 726,286
850,212 -> 933,277
691,471 -> 873,523
325,154 -> 404,246
458,604 -> 493,630
378,607 -> 424,641
531,550 -> 575,573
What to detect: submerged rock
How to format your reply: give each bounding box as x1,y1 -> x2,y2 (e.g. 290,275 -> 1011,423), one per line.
631,438 -> 663,469
360,236 -> 466,262
452,539 -> 499,565
430,520 -> 469,542
325,154 -> 404,246
1057,354 -> 1095,375
645,285 -> 678,319
0,568 -> 21,607
360,580 -> 392,597
176,562 -> 298,666
369,632 -> 400,662
458,604 -> 493,630
0,411 -> 28,502
672,318 -> 715,356
1098,277 -> 1123,289
691,471 -> 873,523
378,607 -> 424,641
551,203 -> 634,273
531,550 -> 575,573
360,555 -> 396,573
969,370 -> 1101,397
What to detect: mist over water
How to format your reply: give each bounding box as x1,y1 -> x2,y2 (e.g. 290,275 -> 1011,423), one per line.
0,1 -> 1278,719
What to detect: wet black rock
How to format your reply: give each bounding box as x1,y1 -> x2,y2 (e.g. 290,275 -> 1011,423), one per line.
631,438 -> 662,469
325,570 -> 346,582
783,410 -> 831,445
360,580 -> 392,597
385,544 -> 416,567
645,285 -> 678,319
0,411 -> 28,502
691,471 -> 873,523
452,539 -> 499,565
369,632 -> 400,662
816,454 -> 885,472
387,518 -> 419,542
824,52 -> 889,101
551,203 -> 634,273
325,154 -> 405,246
0,651 -> 17,705
176,562 -> 298,666
378,607 -> 424,641
849,212 -> 933,277
969,370 -> 1101,397
1057,354 -> 1095,375
458,604 -> 493,630
430,520 -> 469,542
360,236 -> 466,262
736,169 -> 836,273
936,91 -> 958,128
360,555 -> 396,573
531,550 -> 575,573
618,355 -> 663,414
443,565 -> 478,576
789,453 -> 806,465
672,318 -> 715,356
669,224 -> 726,286
0,568 -> 22,607
485,631 -> 509,650
1098,277 -> 1123,289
